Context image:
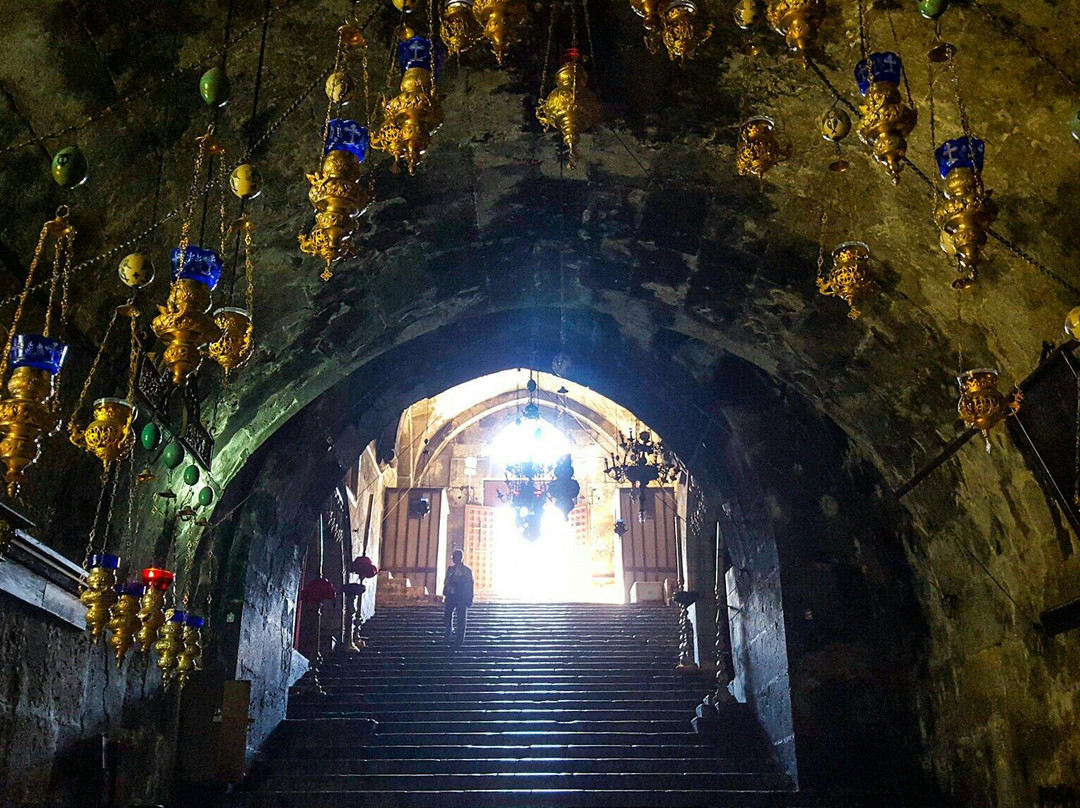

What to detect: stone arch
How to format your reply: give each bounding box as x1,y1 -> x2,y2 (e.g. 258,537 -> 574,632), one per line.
212,304 -> 927,792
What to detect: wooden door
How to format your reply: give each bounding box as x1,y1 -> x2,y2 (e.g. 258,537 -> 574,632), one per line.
616,487 -> 678,601
464,504 -> 496,593
381,488 -> 447,595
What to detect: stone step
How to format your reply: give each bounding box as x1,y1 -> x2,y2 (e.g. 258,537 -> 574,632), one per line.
248,771 -> 790,792
287,707 -> 702,722
236,788 -> 790,808
252,756 -> 772,776
270,743 -> 762,761
272,729 -> 719,750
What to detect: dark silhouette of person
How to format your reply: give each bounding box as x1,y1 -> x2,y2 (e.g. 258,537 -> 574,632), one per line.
443,549 -> 474,647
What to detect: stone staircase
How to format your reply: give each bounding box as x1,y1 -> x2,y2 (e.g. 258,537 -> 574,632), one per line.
244,602 -> 791,807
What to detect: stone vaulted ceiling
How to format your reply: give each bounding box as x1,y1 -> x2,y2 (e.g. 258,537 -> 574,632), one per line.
1,0 -> 1078,501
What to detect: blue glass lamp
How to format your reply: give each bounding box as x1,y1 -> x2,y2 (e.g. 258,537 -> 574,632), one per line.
854,51 -> 903,96
935,136 -> 985,179
324,119 -> 369,161
170,245 -> 223,290
398,36 -> 445,76
10,334 -> 68,375
86,553 -> 121,571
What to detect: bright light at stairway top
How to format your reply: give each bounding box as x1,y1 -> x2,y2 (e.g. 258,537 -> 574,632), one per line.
487,418 -> 571,471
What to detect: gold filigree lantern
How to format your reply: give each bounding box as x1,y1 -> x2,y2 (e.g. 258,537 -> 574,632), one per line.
135,567 -> 174,653
957,369 -> 1020,452
81,553 -> 120,643
442,0 -> 483,56
855,52 -> 917,184
300,23 -> 373,279
736,117 -> 786,178
818,242 -> 873,319
472,0 -> 527,64
0,209 -> 75,496
933,137 -> 997,289
210,216 -> 257,375
661,0 -> 714,61
154,609 -> 186,686
151,130 -> 227,386
766,0 -> 825,60
372,32 -> 445,175
107,581 -> 143,663
175,613 -> 205,690
537,50 -> 601,167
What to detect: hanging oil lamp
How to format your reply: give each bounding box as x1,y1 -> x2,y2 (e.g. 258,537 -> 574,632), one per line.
81,553 -> 120,643
136,567 -> 174,653
766,0 -> 826,60
442,0 -> 483,56
735,117 -> 785,178
661,0 -> 714,60
372,32 -> 445,175
209,217 -> 256,375
0,209 -> 75,496
175,613 -> 205,690
934,136 -> 997,288
472,0 -> 527,64
629,0 -> 663,52
299,23 -> 372,280
854,52 -> 917,185
299,120 -> 372,279
957,369 -> 1021,451
818,242 -> 873,319
604,425 -> 680,520
107,581 -> 144,663
536,49 -> 601,167
154,609 -> 186,686
152,246 -> 223,385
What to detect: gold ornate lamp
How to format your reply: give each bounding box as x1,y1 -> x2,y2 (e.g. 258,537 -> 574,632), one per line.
0,209 -> 75,496
766,0 -> 825,60
136,567 -> 174,653
957,369 -> 1021,451
536,50 -> 601,167
472,0 -> 527,64
210,216 -> 257,374
154,609 -> 186,686
107,581 -> 143,663
300,23 -> 372,280
818,242 -> 873,319
854,52 -> 917,185
81,553 -> 120,643
442,0 -> 483,56
175,613 -> 205,690
933,137 -> 997,288
152,247 -> 223,385
736,117 -> 786,178
660,0 -> 714,61
372,33 -> 445,175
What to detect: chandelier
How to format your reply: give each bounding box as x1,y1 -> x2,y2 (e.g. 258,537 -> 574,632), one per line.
604,425 -> 679,519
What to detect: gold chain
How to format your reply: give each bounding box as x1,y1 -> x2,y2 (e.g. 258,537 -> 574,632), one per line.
67,306 -> 122,435
0,221 -> 51,383
179,128 -> 213,272
816,210 -> 828,281
244,226 -> 256,316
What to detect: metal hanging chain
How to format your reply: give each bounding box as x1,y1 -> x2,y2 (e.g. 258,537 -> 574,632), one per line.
99,449 -> 124,554
582,0 -> 599,78
0,219 -> 52,382
884,6 -> 914,107
540,0 -> 558,97
66,303 -> 123,435
815,210 -> 828,283
0,0 -> 306,158
83,465 -> 114,569
856,0 -> 868,61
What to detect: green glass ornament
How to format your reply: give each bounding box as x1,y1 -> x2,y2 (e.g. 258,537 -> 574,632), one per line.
199,67 -> 230,107
162,441 -> 185,469
140,422 -> 161,451
198,486 -> 214,507
1070,108 -> 1080,143
51,146 -> 88,189
918,0 -> 948,19
183,464 -> 200,486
